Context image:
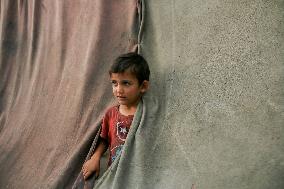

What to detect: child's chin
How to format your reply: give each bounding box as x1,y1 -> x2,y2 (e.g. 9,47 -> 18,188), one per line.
117,100 -> 128,105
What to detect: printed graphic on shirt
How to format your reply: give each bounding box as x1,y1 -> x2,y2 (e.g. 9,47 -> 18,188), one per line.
109,119 -> 132,163
110,145 -> 123,163
116,120 -> 130,141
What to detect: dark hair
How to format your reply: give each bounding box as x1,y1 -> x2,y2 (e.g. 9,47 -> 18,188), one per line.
109,52 -> 150,85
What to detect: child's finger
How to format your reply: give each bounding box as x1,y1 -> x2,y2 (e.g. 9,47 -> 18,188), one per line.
83,171 -> 90,180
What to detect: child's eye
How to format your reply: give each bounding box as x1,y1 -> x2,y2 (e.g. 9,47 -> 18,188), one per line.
122,81 -> 131,86
111,81 -> 118,86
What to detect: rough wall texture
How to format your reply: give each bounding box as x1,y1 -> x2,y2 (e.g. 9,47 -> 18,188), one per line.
142,0 -> 284,189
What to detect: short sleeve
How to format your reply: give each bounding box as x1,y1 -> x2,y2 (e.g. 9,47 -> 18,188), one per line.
100,112 -> 109,141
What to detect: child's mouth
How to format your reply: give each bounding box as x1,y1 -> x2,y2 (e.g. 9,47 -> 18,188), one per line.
117,96 -> 126,100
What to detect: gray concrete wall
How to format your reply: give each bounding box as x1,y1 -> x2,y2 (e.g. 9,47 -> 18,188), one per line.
142,0 -> 284,188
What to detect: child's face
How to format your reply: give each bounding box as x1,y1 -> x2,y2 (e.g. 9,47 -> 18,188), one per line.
110,70 -> 148,107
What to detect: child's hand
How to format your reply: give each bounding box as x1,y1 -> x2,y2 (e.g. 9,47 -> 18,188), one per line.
82,156 -> 100,180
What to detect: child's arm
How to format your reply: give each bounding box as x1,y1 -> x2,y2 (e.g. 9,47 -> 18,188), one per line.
82,138 -> 108,180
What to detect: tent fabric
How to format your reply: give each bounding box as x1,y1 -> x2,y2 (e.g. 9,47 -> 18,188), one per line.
0,0 -> 144,188
1,0 -> 284,189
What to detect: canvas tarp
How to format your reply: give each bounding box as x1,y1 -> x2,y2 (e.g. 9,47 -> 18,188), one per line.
0,0 -> 146,188
1,0 -> 284,189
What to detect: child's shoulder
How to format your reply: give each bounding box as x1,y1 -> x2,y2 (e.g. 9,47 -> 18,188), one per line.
104,105 -> 119,116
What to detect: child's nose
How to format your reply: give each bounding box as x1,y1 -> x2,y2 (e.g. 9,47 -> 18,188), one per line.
117,84 -> 123,93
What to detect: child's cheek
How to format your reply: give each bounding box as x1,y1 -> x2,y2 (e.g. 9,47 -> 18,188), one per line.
112,87 -> 117,95
128,88 -> 135,94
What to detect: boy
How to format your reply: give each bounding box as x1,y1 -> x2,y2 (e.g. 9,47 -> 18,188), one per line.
82,52 -> 150,180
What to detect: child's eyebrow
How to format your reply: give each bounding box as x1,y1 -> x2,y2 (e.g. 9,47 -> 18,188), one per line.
121,80 -> 132,83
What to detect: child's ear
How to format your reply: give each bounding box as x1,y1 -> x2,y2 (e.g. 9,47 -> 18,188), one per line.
140,80 -> 149,93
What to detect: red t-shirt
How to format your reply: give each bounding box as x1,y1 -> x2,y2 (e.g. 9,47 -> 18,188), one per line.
100,106 -> 134,166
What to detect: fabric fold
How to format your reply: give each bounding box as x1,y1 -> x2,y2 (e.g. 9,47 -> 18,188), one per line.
0,0 -> 143,188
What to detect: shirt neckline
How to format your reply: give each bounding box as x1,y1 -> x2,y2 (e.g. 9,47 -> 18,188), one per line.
116,105 -> 134,117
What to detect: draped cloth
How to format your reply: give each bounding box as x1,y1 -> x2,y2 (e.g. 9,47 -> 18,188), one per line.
0,0 -> 146,188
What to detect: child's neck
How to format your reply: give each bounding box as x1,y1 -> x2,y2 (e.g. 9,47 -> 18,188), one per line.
119,104 -> 137,116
